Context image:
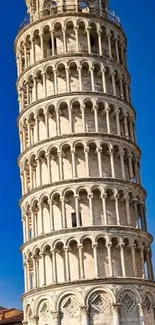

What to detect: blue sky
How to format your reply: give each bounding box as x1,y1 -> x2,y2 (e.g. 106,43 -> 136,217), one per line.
0,0 -> 154,308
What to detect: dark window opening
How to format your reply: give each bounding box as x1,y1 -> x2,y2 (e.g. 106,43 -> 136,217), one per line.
71,212 -> 82,227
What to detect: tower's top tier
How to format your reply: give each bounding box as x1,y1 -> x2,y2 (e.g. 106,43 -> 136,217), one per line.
25,0 -> 109,21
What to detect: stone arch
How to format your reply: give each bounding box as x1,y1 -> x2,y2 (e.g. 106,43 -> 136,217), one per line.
35,295 -> 54,321
37,108 -> 46,141
97,101 -> 106,133
123,237 -> 133,277
82,236 -> 94,279
59,101 -> 70,135
142,291 -> 154,323
25,304 -> 33,321
86,286 -> 115,305
100,142 -> 111,177
78,19 -> 88,52
93,62 -> 103,92
53,21 -> 63,55
68,238 -> 80,281
65,20 -> 76,53
88,141 -> 99,177
92,187 -> 103,225
69,61 -> 79,92
87,288 -> 114,325
47,104 -> 56,137
52,191 -> 62,230
117,287 -> 140,325
75,141 -> 86,178
96,237 -> 108,277
57,63 -> 67,93
89,22 -> 99,54
81,61 -> 91,91
105,188 -> 116,225
55,240 -> 65,282
59,293 -> 81,325
49,146 -> 59,183
85,99 -> 95,132
78,187 -> 90,226
46,66 -> 55,97
117,189 -> 127,225
72,100 -> 83,133
111,236 -> 122,277
61,143 -> 72,180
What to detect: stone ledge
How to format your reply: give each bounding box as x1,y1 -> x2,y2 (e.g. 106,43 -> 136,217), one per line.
20,225 -> 153,252
18,133 -> 141,162
21,277 -> 155,301
17,92 -> 135,123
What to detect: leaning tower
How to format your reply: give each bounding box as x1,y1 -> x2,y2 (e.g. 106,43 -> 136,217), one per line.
15,0 -> 155,324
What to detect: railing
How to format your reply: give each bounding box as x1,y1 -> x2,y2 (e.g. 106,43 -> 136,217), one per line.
18,6 -> 121,32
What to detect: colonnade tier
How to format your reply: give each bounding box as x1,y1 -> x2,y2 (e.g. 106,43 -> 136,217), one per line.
17,57 -> 131,114
19,97 -> 136,154
22,229 -> 153,293
15,15 -> 126,77
19,135 -> 141,197
21,180 -> 147,242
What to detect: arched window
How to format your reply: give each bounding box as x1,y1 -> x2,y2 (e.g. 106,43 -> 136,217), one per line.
42,0 -> 57,15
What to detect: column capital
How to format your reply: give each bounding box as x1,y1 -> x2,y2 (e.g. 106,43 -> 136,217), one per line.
112,303 -> 120,315
29,316 -> 39,325
101,67 -> 106,73
85,147 -> 89,153
97,28 -> 102,35
74,194 -> 80,200
60,196 -> 65,202
130,244 -> 136,249
51,311 -> 61,319
119,148 -> 125,156
119,242 -> 125,248
115,193 -> 120,200
78,244 -> 83,249
78,65 -> 82,71
97,147 -> 102,153
105,106 -> 111,112
107,242 -> 112,248
22,322 -> 28,325
115,108 -> 120,115
110,70 -> 116,77
127,153 -> 133,159
102,193 -> 107,199
90,66 -> 95,71
81,305 -> 89,315
145,247 -> 151,254
64,246 -> 69,252
106,31 -> 112,38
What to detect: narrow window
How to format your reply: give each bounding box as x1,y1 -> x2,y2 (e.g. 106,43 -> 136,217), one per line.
71,213 -> 82,227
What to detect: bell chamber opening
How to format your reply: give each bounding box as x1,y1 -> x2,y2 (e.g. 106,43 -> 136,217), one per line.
25,0 -> 110,21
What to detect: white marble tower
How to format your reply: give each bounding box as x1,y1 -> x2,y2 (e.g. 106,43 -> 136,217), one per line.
15,0 -> 155,324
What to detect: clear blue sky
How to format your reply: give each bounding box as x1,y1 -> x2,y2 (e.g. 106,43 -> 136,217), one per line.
0,0 -> 154,308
